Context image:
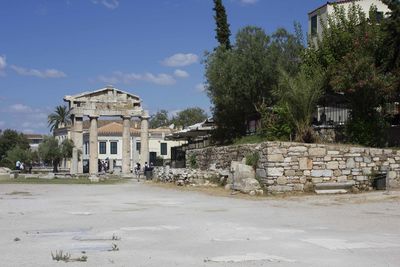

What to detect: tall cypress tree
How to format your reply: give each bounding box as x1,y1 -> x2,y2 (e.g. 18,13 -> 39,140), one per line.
213,0 -> 231,49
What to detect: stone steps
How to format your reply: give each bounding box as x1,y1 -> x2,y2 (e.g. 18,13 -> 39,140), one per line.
314,182 -> 355,194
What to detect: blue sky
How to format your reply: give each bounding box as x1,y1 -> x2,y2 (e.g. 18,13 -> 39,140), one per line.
0,0 -> 327,134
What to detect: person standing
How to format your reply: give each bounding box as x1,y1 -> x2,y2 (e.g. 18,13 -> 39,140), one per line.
15,161 -> 21,170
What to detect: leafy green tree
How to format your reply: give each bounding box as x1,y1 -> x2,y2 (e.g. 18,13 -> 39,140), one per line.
381,0 -> 400,94
274,68 -> 324,143
171,107 -> 208,128
38,137 -> 73,172
149,110 -> 170,128
4,146 -> 32,169
304,4 -> 395,146
255,102 -> 293,141
0,129 -> 30,162
205,25 -> 304,143
48,105 -> 71,132
213,0 -> 231,49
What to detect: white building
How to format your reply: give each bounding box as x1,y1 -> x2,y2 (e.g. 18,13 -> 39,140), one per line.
308,0 -> 389,43
55,120 -> 185,172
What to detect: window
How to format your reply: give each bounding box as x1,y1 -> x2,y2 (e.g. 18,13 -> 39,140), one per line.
311,15 -> 318,36
161,143 -> 167,156
136,142 -> 141,154
110,141 -> 118,155
99,142 -> 107,154
84,142 -> 89,155
375,11 -> 384,22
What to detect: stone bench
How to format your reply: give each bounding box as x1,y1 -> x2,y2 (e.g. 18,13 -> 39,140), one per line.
314,181 -> 355,194
9,170 -> 21,179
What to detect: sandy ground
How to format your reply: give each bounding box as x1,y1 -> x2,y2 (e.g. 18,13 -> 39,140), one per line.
0,181 -> 399,267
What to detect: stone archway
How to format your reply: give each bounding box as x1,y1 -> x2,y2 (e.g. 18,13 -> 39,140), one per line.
64,86 -> 150,176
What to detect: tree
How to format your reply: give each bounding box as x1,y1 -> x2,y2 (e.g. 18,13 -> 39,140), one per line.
38,137 -> 73,172
171,107 -> 208,128
213,0 -> 231,49
274,68 -> 324,143
0,129 -> 30,162
149,110 -> 170,128
4,146 -> 32,169
48,105 -> 71,132
381,0 -> 400,95
205,25 -> 304,143
304,4 -> 395,146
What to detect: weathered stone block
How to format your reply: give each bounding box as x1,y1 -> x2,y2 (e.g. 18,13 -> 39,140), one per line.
356,176 -> 368,181
269,154 -> 284,162
362,168 -> 372,175
277,177 -> 287,185
293,184 -> 304,191
311,170 -> 333,177
299,158 -> 313,170
238,178 -> 261,193
346,158 -> 355,169
326,161 -> 339,170
333,170 -> 342,176
256,168 -> 267,178
327,150 -> 340,155
288,146 -> 307,153
284,170 -> 296,176
309,147 -> 327,157
266,167 -> 284,177
312,178 -> 323,183
370,148 -> 383,155
350,147 -> 365,153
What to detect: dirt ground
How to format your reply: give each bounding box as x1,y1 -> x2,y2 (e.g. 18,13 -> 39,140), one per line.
0,180 -> 399,266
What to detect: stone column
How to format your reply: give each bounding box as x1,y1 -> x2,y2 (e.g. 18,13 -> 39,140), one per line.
70,115 -> 77,175
75,116 -> 84,174
122,116 -> 131,175
140,111 -> 150,167
89,116 -> 99,176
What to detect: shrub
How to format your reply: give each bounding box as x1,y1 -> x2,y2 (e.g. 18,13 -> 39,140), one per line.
245,152 -> 260,170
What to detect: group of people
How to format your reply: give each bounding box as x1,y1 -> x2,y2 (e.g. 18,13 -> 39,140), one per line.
98,159 -> 110,173
134,162 -> 154,179
15,160 -> 32,173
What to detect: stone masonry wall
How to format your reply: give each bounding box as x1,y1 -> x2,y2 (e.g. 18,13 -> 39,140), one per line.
186,142 -> 400,193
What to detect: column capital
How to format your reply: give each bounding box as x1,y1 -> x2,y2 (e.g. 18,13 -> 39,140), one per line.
140,110 -> 150,120
121,115 -> 132,120
89,115 -> 99,119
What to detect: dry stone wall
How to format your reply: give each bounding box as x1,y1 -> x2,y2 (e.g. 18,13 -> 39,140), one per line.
186,142 -> 400,193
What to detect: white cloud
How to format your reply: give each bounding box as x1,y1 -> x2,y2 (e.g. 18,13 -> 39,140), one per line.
11,65 -> 66,78
91,0 -> 119,9
195,83 -> 207,92
9,104 -> 32,113
240,0 -> 259,4
0,55 -> 6,76
162,53 -> 199,67
174,69 -> 189,78
97,71 -> 176,86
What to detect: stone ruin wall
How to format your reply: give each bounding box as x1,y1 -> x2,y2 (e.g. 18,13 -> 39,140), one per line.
186,142 -> 400,193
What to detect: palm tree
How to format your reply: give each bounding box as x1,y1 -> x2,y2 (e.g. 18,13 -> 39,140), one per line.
48,105 -> 71,132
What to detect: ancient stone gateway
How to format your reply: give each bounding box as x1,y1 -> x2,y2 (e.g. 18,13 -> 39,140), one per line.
64,86 -> 149,176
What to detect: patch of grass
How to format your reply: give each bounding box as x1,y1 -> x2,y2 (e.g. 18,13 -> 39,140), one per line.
6,191 -> 32,196
0,177 -> 127,185
51,250 -> 88,262
233,135 -> 267,145
245,152 -> 260,170
108,243 -> 119,251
